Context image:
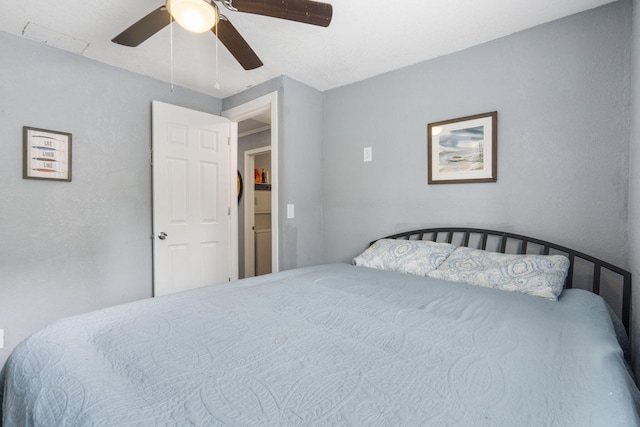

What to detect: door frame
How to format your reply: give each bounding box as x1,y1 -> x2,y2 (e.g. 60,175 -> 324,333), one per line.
223,92 -> 279,274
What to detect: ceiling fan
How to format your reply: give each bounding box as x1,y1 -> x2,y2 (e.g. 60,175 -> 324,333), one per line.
112,0 -> 333,70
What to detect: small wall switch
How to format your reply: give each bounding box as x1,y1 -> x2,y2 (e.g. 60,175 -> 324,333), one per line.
364,147 -> 373,162
287,204 -> 295,219
0,329 -> 4,349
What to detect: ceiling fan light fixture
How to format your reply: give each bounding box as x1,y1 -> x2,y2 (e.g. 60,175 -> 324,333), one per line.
167,0 -> 218,34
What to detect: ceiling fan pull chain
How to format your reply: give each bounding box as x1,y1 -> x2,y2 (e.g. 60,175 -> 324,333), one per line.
214,19 -> 221,90
170,15 -> 174,92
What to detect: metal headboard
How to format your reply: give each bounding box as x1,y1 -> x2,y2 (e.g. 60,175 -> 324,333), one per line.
375,227 -> 632,334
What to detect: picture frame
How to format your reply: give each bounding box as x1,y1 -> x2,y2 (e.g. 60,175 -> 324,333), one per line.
23,126 -> 72,182
428,111 -> 497,184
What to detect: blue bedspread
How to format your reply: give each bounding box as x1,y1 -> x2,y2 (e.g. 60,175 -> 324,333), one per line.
2,264 -> 639,426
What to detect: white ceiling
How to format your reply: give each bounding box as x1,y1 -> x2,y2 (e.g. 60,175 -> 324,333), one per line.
0,0 -> 617,98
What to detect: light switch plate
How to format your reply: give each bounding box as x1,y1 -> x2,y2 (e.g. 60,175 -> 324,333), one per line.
287,204 -> 295,219
0,329 -> 4,349
364,147 -> 373,162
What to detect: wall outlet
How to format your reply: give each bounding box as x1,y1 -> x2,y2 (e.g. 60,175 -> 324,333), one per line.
0,329 -> 4,349
364,147 -> 373,162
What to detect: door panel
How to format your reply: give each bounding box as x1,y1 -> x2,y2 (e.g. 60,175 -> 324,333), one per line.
152,101 -> 234,296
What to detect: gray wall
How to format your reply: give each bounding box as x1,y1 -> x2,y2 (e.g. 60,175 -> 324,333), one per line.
0,31 -> 222,366
630,0 -> 640,377
323,1 -> 631,271
224,76 -> 324,272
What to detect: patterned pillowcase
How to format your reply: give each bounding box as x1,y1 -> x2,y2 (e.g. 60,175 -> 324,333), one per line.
353,239 -> 456,276
427,247 -> 570,300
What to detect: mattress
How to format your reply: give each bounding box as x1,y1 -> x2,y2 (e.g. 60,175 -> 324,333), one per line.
2,263 -> 639,426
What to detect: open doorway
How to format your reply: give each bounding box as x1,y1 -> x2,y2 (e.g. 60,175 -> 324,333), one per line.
242,147 -> 271,277
223,92 -> 279,279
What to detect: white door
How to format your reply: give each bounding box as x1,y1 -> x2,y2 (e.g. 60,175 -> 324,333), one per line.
152,101 -> 237,296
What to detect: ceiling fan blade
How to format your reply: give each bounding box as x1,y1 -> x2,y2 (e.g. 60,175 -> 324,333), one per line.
224,0 -> 332,27
214,16 -> 263,70
112,6 -> 171,47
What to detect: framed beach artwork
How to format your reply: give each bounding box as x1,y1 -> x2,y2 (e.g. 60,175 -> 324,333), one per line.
428,112 -> 497,184
23,126 -> 72,182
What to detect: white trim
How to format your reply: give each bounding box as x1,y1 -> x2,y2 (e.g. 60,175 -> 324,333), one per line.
238,125 -> 271,138
222,91 -> 279,274
228,121 -> 239,281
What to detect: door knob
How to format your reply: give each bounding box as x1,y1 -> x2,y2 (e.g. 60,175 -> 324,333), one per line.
158,232 -> 168,240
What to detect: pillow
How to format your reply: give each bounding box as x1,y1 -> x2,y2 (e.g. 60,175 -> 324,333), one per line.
426,247 -> 570,300
352,239 -> 456,276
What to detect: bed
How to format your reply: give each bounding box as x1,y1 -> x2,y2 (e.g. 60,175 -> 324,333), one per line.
1,227 -> 639,426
